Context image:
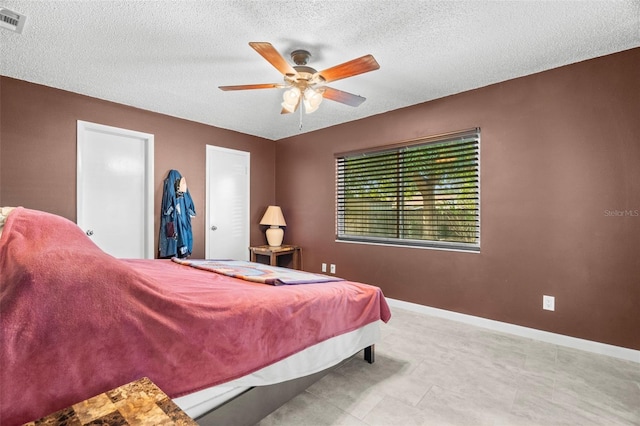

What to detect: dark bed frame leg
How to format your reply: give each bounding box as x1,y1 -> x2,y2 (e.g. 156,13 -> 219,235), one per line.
364,345 -> 375,364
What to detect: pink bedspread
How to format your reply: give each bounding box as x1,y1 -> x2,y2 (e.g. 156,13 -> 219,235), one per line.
0,208 -> 390,425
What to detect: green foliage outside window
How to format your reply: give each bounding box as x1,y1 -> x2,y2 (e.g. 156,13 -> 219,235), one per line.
336,130 -> 480,251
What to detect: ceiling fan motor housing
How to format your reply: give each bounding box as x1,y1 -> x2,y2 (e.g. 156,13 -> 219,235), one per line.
290,49 -> 311,65
289,50 -> 325,87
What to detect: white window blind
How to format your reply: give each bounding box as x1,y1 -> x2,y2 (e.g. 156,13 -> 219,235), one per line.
336,129 -> 480,251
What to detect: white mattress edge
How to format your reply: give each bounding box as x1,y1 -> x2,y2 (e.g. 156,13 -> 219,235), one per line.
174,320 -> 382,418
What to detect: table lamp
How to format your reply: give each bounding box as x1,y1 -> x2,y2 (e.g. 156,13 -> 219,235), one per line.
260,205 -> 287,247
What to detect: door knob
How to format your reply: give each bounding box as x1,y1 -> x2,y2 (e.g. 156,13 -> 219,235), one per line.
211,225 -> 217,231
86,229 -> 94,236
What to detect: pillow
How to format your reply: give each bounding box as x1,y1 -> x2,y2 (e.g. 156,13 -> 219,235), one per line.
0,207 -> 16,238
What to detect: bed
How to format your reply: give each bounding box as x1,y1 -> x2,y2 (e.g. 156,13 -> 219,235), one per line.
0,207 -> 391,425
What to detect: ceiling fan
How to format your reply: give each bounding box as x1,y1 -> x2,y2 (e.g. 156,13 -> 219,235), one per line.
219,42 -> 380,114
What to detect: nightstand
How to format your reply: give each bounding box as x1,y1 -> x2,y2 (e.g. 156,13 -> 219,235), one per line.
249,244 -> 301,270
23,377 -> 196,425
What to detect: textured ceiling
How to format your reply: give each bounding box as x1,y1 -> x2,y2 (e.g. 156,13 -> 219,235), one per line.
1,1 -> 639,140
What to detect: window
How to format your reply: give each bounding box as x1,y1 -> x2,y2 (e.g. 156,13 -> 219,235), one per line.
336,128 -> 480,251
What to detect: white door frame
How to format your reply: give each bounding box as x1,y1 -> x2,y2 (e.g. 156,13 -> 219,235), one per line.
205,145 -> 250,259
77,120 -> 155,258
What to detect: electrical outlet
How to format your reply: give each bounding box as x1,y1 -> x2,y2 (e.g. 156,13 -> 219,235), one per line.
321,263 -> 327,272
543,295 -> 555,311
330,264 -> 336,274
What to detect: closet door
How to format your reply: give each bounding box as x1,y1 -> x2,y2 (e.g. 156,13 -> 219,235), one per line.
206,145 -> 250,260
77,121 -> 154,258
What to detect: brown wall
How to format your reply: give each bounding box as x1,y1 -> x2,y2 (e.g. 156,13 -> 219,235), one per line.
0,77 -> 276,257
1,49 -> 638,351
275,48 -> 640,350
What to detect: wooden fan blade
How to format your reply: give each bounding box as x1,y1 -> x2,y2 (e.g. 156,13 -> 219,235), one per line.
249,42 -> 297,76
322,87 -> 366,107
317,54 -> 380,83
219,83 -> 282,91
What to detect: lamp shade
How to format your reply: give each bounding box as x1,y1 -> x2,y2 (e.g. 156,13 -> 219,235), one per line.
260,206 -> 286,227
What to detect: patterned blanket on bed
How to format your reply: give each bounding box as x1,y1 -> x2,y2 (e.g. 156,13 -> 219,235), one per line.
171,258 -> 344,285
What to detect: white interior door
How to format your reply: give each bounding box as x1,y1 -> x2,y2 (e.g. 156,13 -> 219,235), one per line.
206,145 -> 250,260
77,121 -> 154,258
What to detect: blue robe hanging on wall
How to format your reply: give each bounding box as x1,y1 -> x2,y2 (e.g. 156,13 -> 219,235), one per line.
159,169 -> 196,258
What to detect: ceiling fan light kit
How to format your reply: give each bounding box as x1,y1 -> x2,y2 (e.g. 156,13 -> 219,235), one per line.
281,86 -> 325,114
219,42 -> 380,115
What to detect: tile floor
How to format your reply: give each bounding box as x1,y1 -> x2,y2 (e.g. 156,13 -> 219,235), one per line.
258,307 -> 640,426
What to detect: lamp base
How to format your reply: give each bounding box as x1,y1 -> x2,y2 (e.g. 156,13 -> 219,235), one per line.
265,226 -> 284,247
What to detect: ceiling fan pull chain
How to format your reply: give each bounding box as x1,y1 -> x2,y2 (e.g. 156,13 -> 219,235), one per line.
299,101 -> 303,131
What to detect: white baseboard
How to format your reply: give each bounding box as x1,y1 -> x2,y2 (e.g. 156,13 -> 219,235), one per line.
386,298 -> 640,364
